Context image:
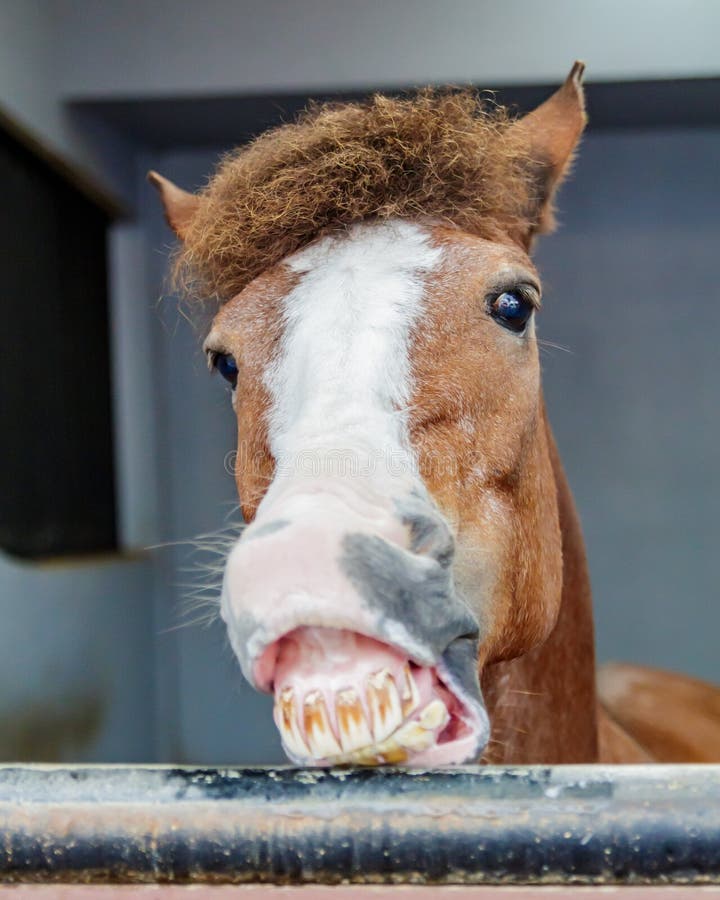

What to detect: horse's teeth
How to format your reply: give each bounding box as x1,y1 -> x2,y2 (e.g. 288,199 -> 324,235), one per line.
303,690 -> 341,758
395,720 -> 436,752
400,664 -> 420,717
345,745 -> 408,766
378,746 -> 409,764
419,699 -> 449,731
278,677 -> 448,765
367,669 -> 403,742
336,687 -> 373,752
274,686 -> 310,759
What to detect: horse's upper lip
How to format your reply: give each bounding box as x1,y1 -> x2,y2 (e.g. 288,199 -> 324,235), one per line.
219,484 -> 488,765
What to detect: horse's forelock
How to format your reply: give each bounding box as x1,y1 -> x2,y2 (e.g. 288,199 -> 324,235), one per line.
173,89 -> 538,304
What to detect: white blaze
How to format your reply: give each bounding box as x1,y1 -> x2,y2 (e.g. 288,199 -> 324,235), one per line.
263,220 -> 442,487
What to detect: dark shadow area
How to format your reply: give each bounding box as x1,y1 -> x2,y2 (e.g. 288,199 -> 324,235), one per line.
0,121 -> 117,557
72,77 -> 720,150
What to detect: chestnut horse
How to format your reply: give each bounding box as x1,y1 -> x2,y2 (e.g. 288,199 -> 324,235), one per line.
150,64 -> 720,765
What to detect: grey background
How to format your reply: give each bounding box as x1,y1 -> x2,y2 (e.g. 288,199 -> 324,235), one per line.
0,0 -> 718,764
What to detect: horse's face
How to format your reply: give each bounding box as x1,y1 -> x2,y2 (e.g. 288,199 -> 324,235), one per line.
202,219 -> 560,765
151,63 -> 586,765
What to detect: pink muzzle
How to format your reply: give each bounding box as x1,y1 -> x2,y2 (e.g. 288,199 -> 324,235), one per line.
220,480 -> 489,765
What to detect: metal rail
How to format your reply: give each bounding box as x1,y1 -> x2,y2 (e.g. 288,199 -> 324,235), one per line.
1,764 -> 719,884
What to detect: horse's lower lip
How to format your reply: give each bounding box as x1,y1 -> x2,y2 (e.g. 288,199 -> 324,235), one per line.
269,626 -> 478,766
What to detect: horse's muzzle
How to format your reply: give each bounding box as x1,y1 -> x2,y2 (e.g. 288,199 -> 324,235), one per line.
220,479 -> 489,765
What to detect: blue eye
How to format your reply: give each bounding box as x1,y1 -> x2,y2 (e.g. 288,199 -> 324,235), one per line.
490,290 -> 535,333
213,352 -> 238,386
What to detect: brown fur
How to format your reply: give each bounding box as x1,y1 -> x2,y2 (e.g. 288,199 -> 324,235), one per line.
206,221 -> 590,764
206,266 -> 296,522
173,90 -> 551,303
480,414 -> 598,763
153,65 -> 720,765
598,663 -> 720,762
597,705 -> 653,763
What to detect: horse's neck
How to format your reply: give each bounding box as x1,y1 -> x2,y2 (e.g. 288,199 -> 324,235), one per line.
480,420 -> 599,764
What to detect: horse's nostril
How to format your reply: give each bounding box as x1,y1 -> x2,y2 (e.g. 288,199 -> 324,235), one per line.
401,505 -> 455,566
413,528 -> 454,566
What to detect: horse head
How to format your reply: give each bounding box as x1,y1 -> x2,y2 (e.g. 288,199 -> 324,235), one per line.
150,63 -> 588,766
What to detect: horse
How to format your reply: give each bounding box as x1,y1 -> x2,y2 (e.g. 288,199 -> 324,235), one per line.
149,63 -> 720,766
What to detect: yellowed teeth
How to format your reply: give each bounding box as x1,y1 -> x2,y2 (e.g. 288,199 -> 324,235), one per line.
274,669 -> 450,765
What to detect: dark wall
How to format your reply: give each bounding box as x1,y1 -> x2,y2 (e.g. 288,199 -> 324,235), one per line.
0,126 -> 116,557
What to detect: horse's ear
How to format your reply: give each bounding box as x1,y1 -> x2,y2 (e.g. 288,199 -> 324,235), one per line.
513,61 -> 587,244
147,171 -> 200,240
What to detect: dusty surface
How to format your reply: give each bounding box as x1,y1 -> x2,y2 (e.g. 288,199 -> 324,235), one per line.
2,885 -> 720,897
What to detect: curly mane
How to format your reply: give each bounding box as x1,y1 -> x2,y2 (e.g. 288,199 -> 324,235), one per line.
175,89 -> 542,302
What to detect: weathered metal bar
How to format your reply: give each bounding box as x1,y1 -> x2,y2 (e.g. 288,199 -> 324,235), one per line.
0,765 -> 719,885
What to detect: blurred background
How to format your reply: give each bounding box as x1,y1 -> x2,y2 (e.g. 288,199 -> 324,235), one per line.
0,0 -> 718,764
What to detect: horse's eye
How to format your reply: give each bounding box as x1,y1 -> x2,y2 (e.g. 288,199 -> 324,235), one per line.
490,290 -> 534,334
213,352 -> 238,386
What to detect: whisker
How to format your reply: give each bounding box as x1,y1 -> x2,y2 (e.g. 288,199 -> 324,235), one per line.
155,516 -> 246,635
159,612 -> 219,635
536,337 -> 573,355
